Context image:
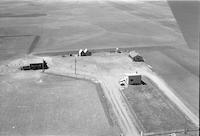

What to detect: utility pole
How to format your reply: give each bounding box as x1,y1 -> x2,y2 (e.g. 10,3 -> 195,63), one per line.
42,59 -> 45,72
184,116 -> 188,135
75,55 -> 77,77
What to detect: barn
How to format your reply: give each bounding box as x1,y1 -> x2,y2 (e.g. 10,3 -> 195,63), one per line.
78,48 -> 92,56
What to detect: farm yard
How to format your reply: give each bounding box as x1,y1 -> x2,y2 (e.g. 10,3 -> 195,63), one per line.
0,0 -> 199,136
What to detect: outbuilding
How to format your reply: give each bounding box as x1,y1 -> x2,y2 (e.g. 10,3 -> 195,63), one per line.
78,48 -> 92,56
20,60 -> 48,71
132,55 -> 144,62
129,51 -> 144,62
78,49 -> 85,56
128,74 -> 142,85
120,73 -> 142,86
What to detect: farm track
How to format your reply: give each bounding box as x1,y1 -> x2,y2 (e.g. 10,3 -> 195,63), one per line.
0,13 -> 47,18
0,35 -> 33,37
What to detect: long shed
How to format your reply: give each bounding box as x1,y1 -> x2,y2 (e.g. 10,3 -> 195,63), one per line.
20,60 -> 48,70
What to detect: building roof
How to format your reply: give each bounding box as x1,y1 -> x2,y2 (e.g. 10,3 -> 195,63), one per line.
129,50 -> 139,58
124,72 -> 141,76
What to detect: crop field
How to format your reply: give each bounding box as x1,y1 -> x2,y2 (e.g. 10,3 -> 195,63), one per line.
168,0 -> 199,50
0,36 -> 34,62
0,72 -> 118,136
0,0 -> 187,55
140,50 -> 199,117
123,77 -> 197,134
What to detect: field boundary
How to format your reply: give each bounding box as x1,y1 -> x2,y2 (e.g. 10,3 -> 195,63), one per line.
33,45 -> 175,56
0,13 -> 47,18
0,35 -> 33,37
144,128 -> 199,136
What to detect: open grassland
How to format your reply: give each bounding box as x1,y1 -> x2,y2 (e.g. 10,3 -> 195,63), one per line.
0,72 -> 118,136
123,77 -> 197,134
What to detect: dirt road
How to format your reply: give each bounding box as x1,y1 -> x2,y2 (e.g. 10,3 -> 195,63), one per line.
98,75 -> 140,136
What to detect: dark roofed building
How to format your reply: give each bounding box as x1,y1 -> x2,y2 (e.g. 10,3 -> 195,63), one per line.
133,55 -> 144,62
128,75 -> 142,85
129,51 -> 144,62
20,60 -> 48,71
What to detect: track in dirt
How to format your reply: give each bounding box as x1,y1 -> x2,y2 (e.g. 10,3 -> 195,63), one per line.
28,35 -> 40,54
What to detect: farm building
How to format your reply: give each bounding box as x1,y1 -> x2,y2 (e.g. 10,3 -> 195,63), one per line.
128,75 -> 142,85
129,51 -> 144,62
132,55 -> 144,62
115,48 -> 121,53
120,73 -> 142,86
20,60 -> 49,71
78,49 -> 84,56
78,49 -> 92,56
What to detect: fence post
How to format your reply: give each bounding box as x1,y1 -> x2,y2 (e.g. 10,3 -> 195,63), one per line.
140,131 -> 143,136
184,116 -> 188,134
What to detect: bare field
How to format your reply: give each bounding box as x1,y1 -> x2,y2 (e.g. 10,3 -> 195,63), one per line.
0,72 -> 118,136
123,77 -> 197,133
168,0 -> 199,50
0,0 -> 187,55
0,36 -> 34,62
162,48 -> 199,76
